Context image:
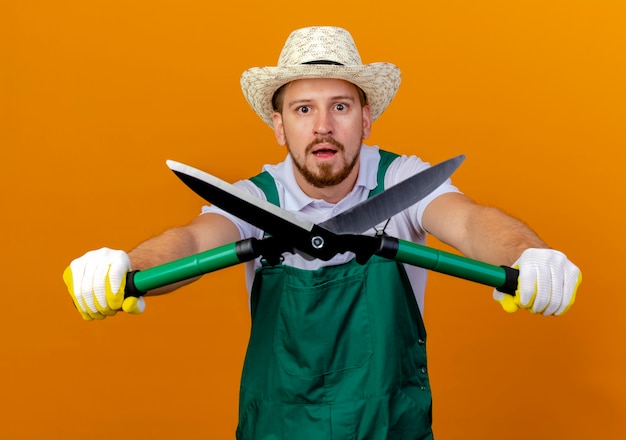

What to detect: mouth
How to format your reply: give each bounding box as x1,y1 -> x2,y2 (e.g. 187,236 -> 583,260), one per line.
309,137 -> 343,160
312,146 -> 338,159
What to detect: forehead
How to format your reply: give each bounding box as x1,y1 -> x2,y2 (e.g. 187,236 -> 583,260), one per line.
282,78 -> 360,99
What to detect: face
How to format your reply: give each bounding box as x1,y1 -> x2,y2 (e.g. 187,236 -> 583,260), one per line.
272,78 -> 372,199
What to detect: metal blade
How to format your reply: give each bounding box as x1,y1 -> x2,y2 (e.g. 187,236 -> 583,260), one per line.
166,160 -> 315,240
318,154 -> 465,234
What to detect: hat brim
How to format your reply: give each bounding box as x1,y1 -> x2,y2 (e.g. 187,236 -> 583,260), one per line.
240,63 -> 401,128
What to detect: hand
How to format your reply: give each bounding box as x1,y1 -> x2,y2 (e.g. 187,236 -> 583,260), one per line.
63,248 -> 145,321
493,248 -> 581,316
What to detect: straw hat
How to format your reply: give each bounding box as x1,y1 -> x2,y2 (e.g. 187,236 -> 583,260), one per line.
240,26 -> 401,128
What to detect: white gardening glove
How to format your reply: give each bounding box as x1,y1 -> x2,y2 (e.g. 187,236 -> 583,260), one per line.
493,248 -> 581,316
63,248 -> 145,321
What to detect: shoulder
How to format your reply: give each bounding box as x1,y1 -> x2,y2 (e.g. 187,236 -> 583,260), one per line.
383,153 -> 430,185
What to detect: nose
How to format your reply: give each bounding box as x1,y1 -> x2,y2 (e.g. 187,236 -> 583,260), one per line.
314,109 -> 333,136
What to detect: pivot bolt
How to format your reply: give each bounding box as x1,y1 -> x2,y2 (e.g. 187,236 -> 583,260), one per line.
311,236 -> 325,249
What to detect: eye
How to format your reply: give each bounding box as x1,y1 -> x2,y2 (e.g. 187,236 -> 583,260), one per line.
297,106 -> 311,114
335,103 -> 347,111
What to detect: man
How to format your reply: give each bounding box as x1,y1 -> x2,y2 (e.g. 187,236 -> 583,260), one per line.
64,26 -> 581,439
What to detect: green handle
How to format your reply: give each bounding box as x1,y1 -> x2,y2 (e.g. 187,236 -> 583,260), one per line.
125,242 -> 246,297
122,236 -> 519,297
379,237 -> 519,294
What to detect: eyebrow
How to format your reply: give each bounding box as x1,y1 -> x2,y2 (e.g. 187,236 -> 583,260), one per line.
287,95 -> 357,107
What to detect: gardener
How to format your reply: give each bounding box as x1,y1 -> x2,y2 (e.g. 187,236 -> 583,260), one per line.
64,26 -> 581,439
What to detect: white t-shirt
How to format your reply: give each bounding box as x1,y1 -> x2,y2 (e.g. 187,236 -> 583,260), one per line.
201,144 -> 460,313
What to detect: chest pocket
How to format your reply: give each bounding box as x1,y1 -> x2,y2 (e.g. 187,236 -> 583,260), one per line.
272,263 -> 373,377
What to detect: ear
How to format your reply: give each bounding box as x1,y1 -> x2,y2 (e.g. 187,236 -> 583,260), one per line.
273,112 -> 286,145
361,104 -> 372,139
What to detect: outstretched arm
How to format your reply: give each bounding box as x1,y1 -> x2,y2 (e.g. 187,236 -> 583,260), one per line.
422,192 -> 547,266
129,213 -> 241,295
64,212 -> 241,320
422,192 -> 581,315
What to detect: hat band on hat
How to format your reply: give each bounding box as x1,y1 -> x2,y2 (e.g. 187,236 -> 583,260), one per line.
301,60 -> 344,66
291,59 -> 368,106
241,26 -> 401,128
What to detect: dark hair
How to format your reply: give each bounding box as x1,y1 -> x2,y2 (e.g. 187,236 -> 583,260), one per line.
271,82 -> 368,113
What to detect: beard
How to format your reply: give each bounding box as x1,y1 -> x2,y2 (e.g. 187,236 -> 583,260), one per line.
288,135 -> 361,188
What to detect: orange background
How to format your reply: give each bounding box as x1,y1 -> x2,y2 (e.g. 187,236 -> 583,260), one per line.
1,1 -> 625,438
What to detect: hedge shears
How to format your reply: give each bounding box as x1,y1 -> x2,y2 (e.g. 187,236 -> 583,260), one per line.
124,156 -> 519,298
